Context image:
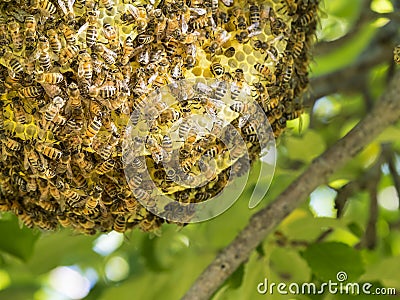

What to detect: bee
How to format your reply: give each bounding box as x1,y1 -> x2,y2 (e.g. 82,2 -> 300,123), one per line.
121,4 -> 147,28
57,214 -> 71,228
31,0 -> 57,17
5,136 -> 22,151
94,158 -> 115,175
89,84 -> 117,99
77,51 -> 93,81
298,10 -> 316,27
67,82 -> 82,110
10,97 -> 28,124
85,114 -> 102,140
158,108 -> 180,125
235,30 -> 249,44
113,215 -> 126,233
36,143 -> 63,160
146,136 -> 166,164
73,152 -> 93,174
120,35 -> 134,65
230,101 -> 255,115
58,0 -> 76,24
37,36 -> 52,71
34,71 -> 63,84
102,23 -> 120,51
248,4 -> 261,34
165,38 -> 180,57
252,82 -> 270,108
232,7 -> 247,30
254,63 -> 272,77
161,134 -> 173,154
210,62 -> 225,77
72,173 -> 88,189
85,186 -> 103,211
190,14 -> 211,30
212,80 -> 228,101
43,96 -> 65,123
93,43 -> 117,65
47,29 -> 62,54
208,29 -> 230,55
133,187 -> 150,203
8,18 -> 23,51
100,0 -> 114,11
59,44 -> 80,65
282,56 -> 294,83
3,52 -> 24,79
60,23 -> 76,45
24,15 -> 37,44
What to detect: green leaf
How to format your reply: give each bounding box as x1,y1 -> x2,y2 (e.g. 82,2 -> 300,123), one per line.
285,130 -> 326,163
302,242 -> 365,282
226,263 -> 245,290
0,217 -> 40,262
360,256 -> 400,289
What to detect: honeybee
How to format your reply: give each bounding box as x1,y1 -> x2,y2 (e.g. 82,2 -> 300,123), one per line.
252,82 -> 270,108
34,71 -> 63,84
73,152 -> 93,174
36,143 -> 63,160
210,62 -> 225,77
8,18 -> 23,51
121,4 -> 147,29
85,114 -> 102,140
94,158 -> 115,175
232,7 -> 247,30
208,29 -> 230,55
93,43 -> 117,65
102,23 -> 120,51
47,29 -> 62,54
85,185 -> 104,211
58,0 -> 76,24
120,35 -> 134,65
31,0 -> 58,17
59,44 -> 80,65
24,15 -> 37,44
37,36 -> 52,71
43,96 -> 65,124
3,52 -> 24,78
146,136 -> 166,164
60,23 -> 76,45
282,56 -> 294,83
4,136 -> 22,151
190,13 -> 211,30
113,215 -> 126,233
78,51 -> 93,81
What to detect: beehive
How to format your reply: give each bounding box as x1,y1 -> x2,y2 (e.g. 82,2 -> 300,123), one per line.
0,0 -> 319,234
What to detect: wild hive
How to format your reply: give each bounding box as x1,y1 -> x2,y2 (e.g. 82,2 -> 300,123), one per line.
0,0 -> 318,234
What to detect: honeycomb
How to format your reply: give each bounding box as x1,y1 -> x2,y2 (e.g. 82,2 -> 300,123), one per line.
0,0 -> 319,234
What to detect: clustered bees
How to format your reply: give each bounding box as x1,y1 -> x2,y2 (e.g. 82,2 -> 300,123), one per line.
0,0 -> 318,234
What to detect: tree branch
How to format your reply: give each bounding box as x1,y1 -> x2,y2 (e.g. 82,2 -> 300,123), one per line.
181,70 -> 400,300
306,20 -> 398,107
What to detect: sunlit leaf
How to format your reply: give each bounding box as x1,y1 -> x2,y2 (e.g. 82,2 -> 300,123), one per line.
0,217 -> 40,262
302,242 -> 365,282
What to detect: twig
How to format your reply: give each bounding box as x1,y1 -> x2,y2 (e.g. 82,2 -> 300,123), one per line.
306,20 -> 398,107
181,71 -> 400,300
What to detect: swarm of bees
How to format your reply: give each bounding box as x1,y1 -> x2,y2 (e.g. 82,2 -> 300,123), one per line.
0,0 -> 319,234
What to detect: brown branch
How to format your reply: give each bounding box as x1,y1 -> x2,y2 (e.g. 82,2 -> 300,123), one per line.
181,70 -> 400,300
306,20 -> 398,107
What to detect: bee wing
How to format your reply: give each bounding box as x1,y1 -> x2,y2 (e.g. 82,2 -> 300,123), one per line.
221,0 -> 233,6
190,8 -> 206,15
67,0 -> 75,11
77,22 -> 89,37
57,0 -> 68,14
